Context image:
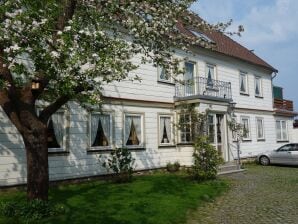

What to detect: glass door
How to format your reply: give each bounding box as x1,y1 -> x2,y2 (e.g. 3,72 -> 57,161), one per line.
207,114 -> 224,158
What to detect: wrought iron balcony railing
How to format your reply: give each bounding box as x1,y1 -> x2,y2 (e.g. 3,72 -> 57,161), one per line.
175,77 -> 232,101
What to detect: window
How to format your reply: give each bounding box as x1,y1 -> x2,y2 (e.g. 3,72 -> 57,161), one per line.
190,30 -> 214,43
179,113 -> 192,143
206,64 -> 216,87
256,117 -> 265,140
276,120 -> 288,141
241,116 -> 251,140
239,72 -> 248,94
255,76 -> 262,97
36,108 -> 67,152
207,115 -> 215,143
159,115 -> 173,146
47,111 -> 66,151
124,114 -> 144,147
158,67 -> 171,82
184,62 -> 195,95
90,113 -> 112,149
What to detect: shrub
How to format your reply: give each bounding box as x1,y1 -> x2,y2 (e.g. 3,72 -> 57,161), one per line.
190,136 -> 223,181
0,199 -> 65,223
166,161 -> 180,173
100,148 -> 135,183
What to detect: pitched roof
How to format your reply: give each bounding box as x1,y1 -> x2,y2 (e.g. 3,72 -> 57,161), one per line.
177,17 -> 278,73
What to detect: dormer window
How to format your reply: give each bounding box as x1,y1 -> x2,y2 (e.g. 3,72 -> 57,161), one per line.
190,30 -> 214,43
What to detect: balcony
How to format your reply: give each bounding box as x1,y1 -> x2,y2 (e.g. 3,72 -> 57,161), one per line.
175,77 -> 232,102
274,98 -> 293,111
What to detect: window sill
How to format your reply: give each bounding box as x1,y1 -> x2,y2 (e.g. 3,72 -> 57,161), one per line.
157,80 -> 175,86
125,147 -> 146,151
177,143 -> 193,146
158,145 -> 176,149
277,140 -> 289,143
48,151 -> 69,156
255,95 -> 263,99
87,149 -> 114,154
257,139 -> 266,142
240,92 -> 249,96
242,139 -> 252,142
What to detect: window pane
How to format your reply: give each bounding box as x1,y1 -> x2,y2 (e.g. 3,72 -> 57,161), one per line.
206,65 -> 215,87
91,114 -> 110,147
282,121 -> 287,140
185,62 -> 194,95
208,115 -> 215,143
125,115 -> 142,146
160,116 -> 171,144
257,119 -> 264,139
179,113 -> 192,143
276,121 -> 281,140
241,118 -> 250,138
48,112 -> 64,148
159,67 -> 170,81
240,74 -> 246,93
255,78 -> 261,96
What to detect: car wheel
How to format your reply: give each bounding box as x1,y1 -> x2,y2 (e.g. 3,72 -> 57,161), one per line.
259,156 -> 270,166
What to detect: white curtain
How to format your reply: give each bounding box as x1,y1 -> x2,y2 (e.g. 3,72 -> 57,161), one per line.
159,117 -> 165,143
282,121 -> 287,140
91,114 -> 100,146
51,112 -> 64,148
100,115 -> 110,145
132,116 -> 142,145
276,121 -> 281,140
125,116 -> 132,144
165,117 -> 171,143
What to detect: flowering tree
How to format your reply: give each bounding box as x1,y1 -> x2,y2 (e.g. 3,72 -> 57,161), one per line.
0,0 -> 241,200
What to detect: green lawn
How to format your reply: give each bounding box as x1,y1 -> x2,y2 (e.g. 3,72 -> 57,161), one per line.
0,172 -> 228,224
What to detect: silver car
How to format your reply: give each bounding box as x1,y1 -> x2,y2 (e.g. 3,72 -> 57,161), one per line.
257,144 -> 298,166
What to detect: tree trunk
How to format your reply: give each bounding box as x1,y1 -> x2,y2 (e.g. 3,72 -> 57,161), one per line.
22,122 -> 49,201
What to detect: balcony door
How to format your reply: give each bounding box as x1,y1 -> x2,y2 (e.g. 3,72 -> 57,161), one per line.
208,114 -> 225,160
184,62 -> 195,96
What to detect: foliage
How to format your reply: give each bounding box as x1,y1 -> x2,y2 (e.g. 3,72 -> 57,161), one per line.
177,104 -> 223,180
190,136 -> 223,181
0,199 -> 65,223
0,173 -> 228,224
228,118 -> 248,142
100,148 -> 135,183
166,161 -> 181,173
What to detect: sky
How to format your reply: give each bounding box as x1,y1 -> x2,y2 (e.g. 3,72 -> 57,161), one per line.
191,0 -> 298,110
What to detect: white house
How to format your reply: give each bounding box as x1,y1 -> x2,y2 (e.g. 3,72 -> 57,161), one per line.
0,20 -> 296,186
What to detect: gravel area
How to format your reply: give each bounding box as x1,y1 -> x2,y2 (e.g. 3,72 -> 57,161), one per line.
187,165 -> 298,224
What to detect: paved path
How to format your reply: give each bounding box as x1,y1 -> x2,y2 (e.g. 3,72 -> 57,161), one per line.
188,165 -> 298,224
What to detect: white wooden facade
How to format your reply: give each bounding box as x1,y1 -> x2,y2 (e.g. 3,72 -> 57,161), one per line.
0,42 -> 295,186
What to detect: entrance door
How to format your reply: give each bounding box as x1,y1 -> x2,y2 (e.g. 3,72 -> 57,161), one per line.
207,114 -> 225,159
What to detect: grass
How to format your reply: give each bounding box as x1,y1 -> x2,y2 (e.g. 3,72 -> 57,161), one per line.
0,172 -> 228,224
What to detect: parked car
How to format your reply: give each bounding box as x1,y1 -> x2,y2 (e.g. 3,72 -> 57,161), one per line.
257,144 -> 298,166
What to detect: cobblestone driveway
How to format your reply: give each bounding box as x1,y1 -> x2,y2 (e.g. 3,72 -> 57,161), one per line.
188,165 -> 298,224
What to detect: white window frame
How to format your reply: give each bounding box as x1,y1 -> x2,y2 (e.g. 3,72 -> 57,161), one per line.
37,108 -> 68,153
157,66 -> 172,83
240,116 -> 251,141
239,71 -> 248,94
254,76 -> 263,97
276,120 -> 288,142
256,117 -> 265,140
158,114 -> 174,146
89,112 -> 113,150
178,113 -> 192,144
123,113 -> 145,148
